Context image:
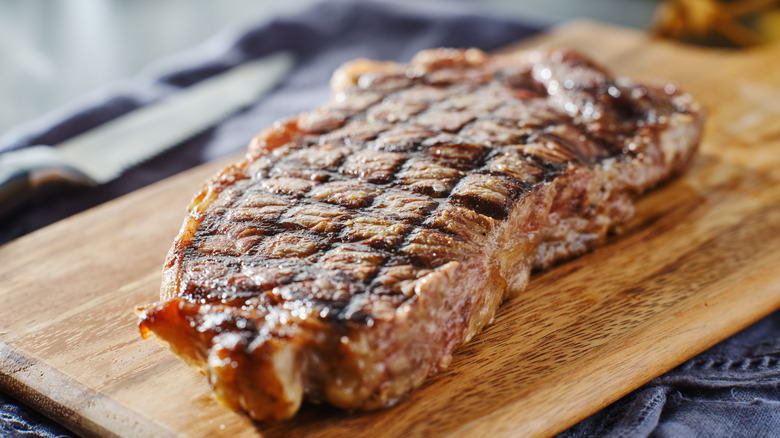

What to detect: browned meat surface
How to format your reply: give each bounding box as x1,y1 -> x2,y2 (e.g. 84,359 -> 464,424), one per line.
136,48 -> 704,421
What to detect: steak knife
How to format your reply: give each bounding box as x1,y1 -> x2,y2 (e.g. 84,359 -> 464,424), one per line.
0,51 -> 294,218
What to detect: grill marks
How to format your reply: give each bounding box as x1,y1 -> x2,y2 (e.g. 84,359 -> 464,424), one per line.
342,150 -> 405,184
179,49 -> 658,318
139,48 -> 704,422
450,173 -> 526,220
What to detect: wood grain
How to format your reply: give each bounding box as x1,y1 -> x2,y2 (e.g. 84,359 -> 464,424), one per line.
2,20 -> 780,438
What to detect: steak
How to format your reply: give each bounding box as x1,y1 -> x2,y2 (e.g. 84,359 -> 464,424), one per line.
136,48 -> 704,421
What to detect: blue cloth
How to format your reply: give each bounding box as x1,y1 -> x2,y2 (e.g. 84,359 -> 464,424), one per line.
1,1 -> 779,437
0,392 -> 69,438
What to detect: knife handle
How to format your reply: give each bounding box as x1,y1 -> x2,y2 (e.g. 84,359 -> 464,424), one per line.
0,146 -> 96,218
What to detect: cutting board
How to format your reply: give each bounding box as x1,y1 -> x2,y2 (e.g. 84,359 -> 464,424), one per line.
3,20 -> 780,438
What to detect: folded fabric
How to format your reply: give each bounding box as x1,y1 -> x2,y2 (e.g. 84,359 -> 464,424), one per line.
0,392 -> 70,438
1,1 -> 778,437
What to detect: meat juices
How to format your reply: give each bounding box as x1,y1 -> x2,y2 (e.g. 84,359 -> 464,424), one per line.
136,48 -> 704,421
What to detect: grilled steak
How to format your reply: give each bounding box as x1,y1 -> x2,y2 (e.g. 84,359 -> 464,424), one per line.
136,48 -> 704,421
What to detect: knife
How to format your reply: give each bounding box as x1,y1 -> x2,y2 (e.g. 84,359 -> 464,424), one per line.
0,51 -> 294,218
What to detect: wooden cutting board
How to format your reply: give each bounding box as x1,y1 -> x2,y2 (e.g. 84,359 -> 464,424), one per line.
3,20 -> 780,438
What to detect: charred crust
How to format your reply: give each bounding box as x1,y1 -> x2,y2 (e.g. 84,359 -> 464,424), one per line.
142,46 -> 704,421
170,47 -> 693,315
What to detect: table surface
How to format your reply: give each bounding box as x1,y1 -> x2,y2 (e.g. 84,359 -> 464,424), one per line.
3,16 -> 780,438
0,0 -> 662,138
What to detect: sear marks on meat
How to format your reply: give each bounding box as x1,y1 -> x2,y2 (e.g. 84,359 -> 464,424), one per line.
136,47 -> 704,421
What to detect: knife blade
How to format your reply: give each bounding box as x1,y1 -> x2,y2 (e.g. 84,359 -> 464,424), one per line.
0,51 -> 294,218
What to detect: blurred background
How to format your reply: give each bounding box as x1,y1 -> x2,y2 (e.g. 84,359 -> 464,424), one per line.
0,0 -> 778,137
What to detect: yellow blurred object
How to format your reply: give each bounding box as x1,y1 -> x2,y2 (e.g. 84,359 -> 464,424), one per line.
653,0 -> 780,46
654,0 -> 720,36
757,9 -> 780,41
